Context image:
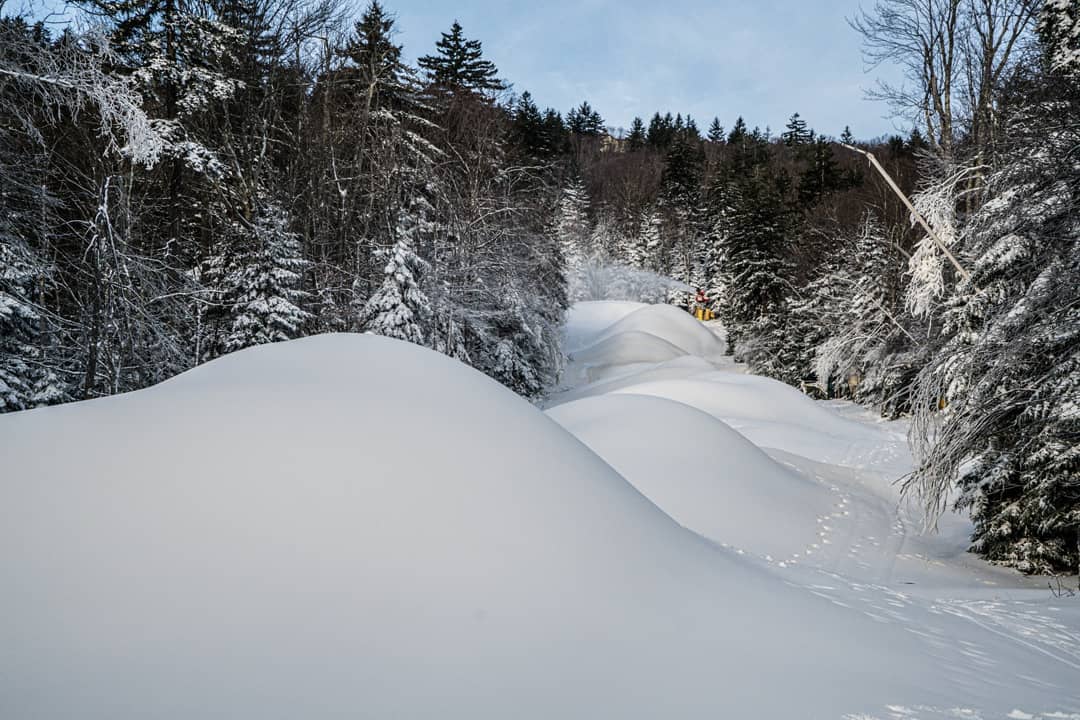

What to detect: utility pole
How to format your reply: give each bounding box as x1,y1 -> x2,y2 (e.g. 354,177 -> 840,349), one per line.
840,143 -> 971,283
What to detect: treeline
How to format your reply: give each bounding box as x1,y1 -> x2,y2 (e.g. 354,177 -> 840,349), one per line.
1,1 -> 580,405
526,0 -> 1078,575
551,0 -> 1078,576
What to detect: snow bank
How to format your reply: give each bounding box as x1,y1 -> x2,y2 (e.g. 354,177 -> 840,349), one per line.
2,330 -> 1075,718
592,303 -> 726,358
553,366 -> 908,472
0,333 -> 945,719
546,393 -> 836,559
563,330 -> 688,385
562,300 -> 647,352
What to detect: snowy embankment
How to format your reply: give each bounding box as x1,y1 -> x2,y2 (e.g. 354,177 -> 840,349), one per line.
0,309 -> 1078,719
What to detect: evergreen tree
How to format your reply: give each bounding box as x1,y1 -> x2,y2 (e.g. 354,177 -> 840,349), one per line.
647,111 -> 675,149
566,101 -> 604,135
1038,0 -> 1080,78
510,91 -> 546,157
811,213 -> 901,398
340,1 -> 413,111
539,108 -> 568,155
715,174 -> 789,357
418,20 -> 503,93
707,117 -> 725,143
359,203 -> 433,345
626,116 -> 647,150
908,98 -> 1080,573
782,112 -> 811,146
216,200 -> 312,355
0,235 -> 63,411
552,179 -> 592,274
798,137 -> 843,206
659,128 -> 705,284
727,116 -> 748,148
628,208 -> 663,271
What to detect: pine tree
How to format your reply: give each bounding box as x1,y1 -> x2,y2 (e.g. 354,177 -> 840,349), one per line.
418,20 -> 503,93
217,200 -> 312,355
627,117 -> 646,150
715,174 -> 789,358
707,117 -> 725,143
566,101 -> 604,135
627,208 -> 663,272
811,213 -> 901,397
552,179 -> 592,273
659,128 -> 705,285
0,235 -> 63,411
727,116 -> 748,149
798,137 -> 842,206
781,112 -> 811,146
647,112 -> 675,149
359,202 -> 433,345
510,91 -> 545,157
540,108 -> 568,155
340,1 -> 413,112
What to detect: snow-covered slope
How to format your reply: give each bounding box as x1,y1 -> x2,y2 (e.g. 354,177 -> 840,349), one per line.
563,300 -> 647,352
547,393 -> 836,559
546,303 -> 1080,719
2,328 -> 1078,719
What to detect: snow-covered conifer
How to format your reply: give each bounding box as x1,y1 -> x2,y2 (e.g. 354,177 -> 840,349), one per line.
216,201 -> 311,355
359,204 -> 432,346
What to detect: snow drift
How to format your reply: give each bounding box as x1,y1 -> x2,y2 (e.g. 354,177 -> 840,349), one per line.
1,331 -> 1076,718
562,300 -> 647,352
546,393 -> 836,560
0,334 -> 928,718
589,302 -> 726,359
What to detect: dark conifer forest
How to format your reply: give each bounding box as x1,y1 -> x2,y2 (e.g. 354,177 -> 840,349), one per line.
1,0 -> 1077,573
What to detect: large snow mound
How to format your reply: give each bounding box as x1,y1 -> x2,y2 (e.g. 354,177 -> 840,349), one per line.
0,333 -> 957,719
563,330 -> 688,385
592,303 -> 726,358
563,300 -> 647,352
552,366 -> 907,472
546,393 -> 836,559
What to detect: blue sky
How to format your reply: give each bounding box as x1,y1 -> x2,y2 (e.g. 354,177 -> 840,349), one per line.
26,0 -> 908,141
388,0 -> 906,141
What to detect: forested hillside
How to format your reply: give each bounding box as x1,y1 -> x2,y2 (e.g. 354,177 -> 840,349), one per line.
0,0 -> 1077,573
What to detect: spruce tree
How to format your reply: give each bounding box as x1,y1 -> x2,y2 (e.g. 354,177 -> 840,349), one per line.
540,109 -> 568,155
0,235 -> 61,411
798,137 -> 842,206
811,213 -> 899,397
781,113 -> 810,145
511,91 -> 546,157
340,1 -> 413,111
627,117 -> 647,150
707,117 -> 725,143
727,116 -> 748,148
628,209 -> 663,272
715,174 -> 789,357
418,21 -> 503,93
553,179 -> 592,275
217,201 -> 312,356
359,203 -> 433,345
567,101 -> 604,135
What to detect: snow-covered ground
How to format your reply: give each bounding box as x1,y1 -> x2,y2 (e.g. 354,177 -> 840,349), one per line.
1,305 -> 1077,719
548,302 -> 1080,717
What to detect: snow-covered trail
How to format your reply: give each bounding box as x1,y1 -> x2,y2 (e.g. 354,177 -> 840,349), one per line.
546,301 -> 1080,719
